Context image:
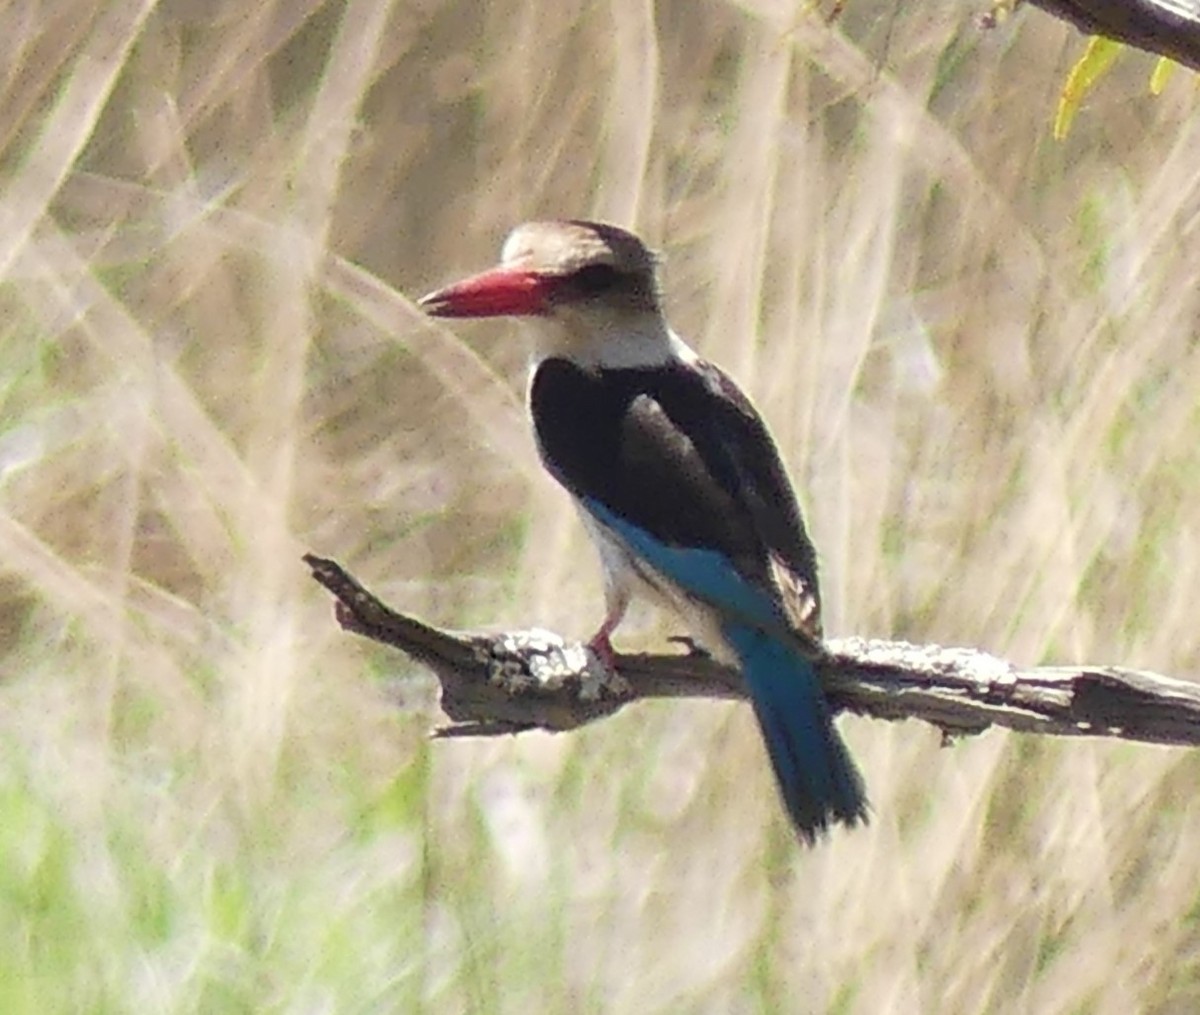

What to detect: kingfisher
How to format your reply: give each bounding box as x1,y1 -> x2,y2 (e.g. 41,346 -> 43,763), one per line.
418,220 -> 867,841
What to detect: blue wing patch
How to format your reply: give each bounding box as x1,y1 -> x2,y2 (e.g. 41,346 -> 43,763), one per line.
581,497 -> 783,631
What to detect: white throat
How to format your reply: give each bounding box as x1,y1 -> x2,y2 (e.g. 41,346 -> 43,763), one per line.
523,309 -> 699,371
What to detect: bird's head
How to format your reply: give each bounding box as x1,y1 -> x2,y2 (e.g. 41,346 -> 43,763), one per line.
418,220 -> 677,367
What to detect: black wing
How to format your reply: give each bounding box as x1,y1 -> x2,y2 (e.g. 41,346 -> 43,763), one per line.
530,356 -> 822,640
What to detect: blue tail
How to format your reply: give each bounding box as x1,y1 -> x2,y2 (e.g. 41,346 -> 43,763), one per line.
722,622 -> 867,842
576,500 -> 867,840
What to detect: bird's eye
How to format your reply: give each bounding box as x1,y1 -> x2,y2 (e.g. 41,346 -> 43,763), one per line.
569,263 -> 623,296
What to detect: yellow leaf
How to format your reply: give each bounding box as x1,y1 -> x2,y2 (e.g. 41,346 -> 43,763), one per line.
1150,56 -> 1176,95
1054,37 -> 1122,140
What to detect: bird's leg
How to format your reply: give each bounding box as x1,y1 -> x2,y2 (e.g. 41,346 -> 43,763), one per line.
586,591 -> 629,671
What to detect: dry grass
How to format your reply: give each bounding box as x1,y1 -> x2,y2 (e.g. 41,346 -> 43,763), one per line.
2,0 -> 1200,1011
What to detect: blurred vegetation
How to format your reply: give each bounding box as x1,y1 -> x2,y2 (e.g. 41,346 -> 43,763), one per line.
0,0 -> 1199,1011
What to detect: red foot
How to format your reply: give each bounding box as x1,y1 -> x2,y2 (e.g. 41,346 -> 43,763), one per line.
586,594 -> 628,672
587,630 -> 618,671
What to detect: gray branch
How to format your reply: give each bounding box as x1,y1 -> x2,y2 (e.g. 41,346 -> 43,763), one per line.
305,554 -> 1200,747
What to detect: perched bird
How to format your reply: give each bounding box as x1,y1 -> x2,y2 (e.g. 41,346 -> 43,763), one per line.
418,220 -> 867,841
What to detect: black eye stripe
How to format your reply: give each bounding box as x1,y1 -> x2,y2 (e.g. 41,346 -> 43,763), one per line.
568,263 -> 624,295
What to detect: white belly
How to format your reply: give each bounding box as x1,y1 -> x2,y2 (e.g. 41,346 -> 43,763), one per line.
577,507 -> 735,664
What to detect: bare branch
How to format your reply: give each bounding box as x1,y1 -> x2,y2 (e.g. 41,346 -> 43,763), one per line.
305,554 -> 1200,747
